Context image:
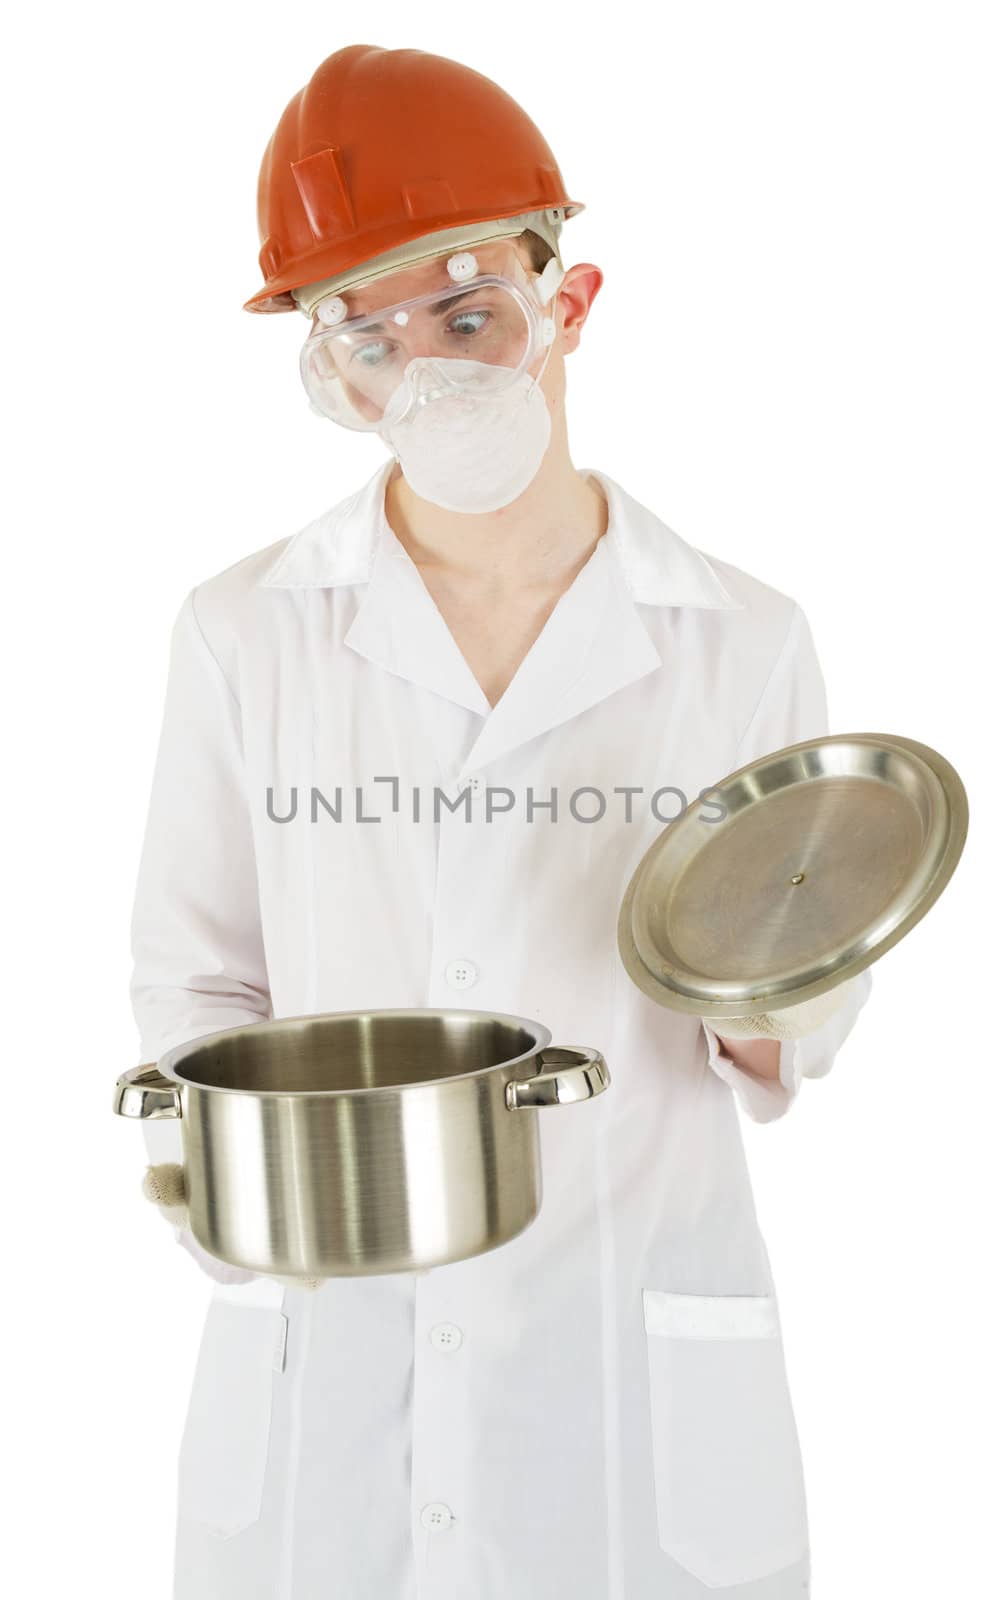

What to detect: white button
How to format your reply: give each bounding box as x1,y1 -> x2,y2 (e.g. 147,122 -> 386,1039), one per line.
445,958 -> 478,990
430,1322 -> 463,1351
447,251 -> 479,283
420,1501 -> 454,1530
456,774 -> 483,796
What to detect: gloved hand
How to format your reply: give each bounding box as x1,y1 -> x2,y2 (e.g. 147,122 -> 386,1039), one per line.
142,1163 -> 326,1290
706,983 -> 849,1041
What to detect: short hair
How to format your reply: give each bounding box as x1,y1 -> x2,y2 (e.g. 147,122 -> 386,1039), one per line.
515,228 -> 558,276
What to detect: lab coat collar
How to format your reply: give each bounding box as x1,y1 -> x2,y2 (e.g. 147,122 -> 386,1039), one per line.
260,459 -> 743,771
261,459 -> 739,609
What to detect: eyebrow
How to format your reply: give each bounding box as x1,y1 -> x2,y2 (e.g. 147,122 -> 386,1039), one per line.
349,288 -> 482,334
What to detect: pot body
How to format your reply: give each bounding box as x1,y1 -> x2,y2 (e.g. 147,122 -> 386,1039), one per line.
115,1008 -> 608,1276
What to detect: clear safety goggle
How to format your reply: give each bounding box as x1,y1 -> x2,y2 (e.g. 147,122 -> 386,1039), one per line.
300,267 -> 559,432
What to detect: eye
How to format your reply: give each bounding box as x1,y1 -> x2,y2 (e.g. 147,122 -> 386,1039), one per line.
352,340 -> 395,369
447,308 -> 492,337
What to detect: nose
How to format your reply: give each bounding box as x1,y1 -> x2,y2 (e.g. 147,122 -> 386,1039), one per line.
399,323 -> 442,363
380,353 -> 462,430
398,353 -> 455,398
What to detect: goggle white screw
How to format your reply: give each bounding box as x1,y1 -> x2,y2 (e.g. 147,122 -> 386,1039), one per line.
315,295 -> 348,327
446,251 -> 479,283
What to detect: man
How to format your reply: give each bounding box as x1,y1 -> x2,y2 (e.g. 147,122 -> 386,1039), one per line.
133,43 -> 870,1600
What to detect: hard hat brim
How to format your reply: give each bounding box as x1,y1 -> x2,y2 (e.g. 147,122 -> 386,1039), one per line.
244,200 -> 584,315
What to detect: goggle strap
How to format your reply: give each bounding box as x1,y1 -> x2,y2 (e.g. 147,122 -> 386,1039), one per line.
534,257 -> 565,306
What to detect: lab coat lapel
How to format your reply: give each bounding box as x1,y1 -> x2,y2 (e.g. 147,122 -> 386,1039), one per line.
457,529 -> 662,772
261,461 -> 490,715
342,526 -> 491,716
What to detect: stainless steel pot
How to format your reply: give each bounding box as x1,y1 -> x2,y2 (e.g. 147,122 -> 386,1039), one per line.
113,1008 -> 609,1277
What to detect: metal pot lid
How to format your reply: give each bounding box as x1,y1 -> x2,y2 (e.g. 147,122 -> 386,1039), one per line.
617,732 -> 968,1021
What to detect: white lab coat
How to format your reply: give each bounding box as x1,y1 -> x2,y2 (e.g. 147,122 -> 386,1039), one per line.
130,459 -> 871,1599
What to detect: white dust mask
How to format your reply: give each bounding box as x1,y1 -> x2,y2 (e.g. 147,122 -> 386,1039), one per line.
377,354 -> 553,515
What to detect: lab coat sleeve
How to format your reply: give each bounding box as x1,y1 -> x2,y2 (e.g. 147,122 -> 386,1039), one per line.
703,602 -> 873,1123
129,587 -> 271,1169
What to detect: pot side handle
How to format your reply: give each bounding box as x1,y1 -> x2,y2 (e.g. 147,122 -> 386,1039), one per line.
505,1047 -> 610,1110
113,1063 -> 183,1120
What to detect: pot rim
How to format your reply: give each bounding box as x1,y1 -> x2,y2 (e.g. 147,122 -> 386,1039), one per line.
155,1005 -> 554,1098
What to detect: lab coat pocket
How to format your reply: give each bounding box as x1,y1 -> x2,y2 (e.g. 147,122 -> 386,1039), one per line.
642,1289 -> 809,1589
177,1295 -> 287,1537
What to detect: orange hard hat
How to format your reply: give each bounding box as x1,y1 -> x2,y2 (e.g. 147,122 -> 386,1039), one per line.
243,44 -> 584,314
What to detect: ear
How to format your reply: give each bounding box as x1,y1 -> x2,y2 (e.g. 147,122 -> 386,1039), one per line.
555,263 -> 604,354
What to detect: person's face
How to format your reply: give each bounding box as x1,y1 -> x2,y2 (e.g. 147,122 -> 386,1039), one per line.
301,240 -> 549,428
301,238 -> 603,430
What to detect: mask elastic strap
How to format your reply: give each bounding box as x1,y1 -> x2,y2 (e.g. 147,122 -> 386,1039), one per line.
526,288 -> 559,401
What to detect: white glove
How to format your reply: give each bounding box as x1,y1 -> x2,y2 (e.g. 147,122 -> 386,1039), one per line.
706,983 -> 849,1041
142,1163 -> 326,1291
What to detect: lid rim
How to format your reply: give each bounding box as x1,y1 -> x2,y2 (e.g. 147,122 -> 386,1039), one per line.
617,731 -> 968,1019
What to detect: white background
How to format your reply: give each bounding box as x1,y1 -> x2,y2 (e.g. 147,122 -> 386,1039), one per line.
4,3 -> 983,1595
